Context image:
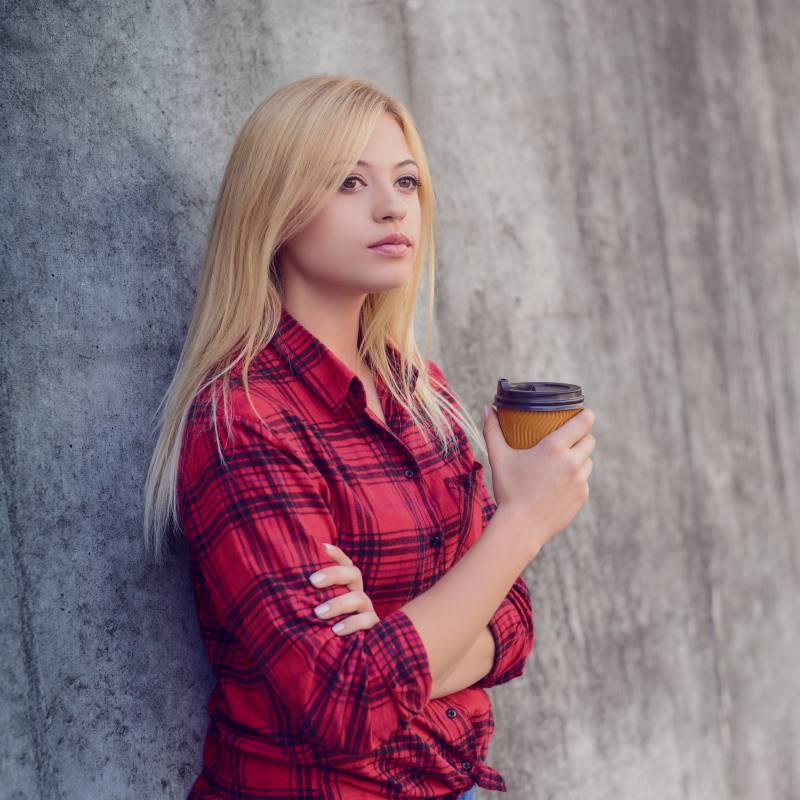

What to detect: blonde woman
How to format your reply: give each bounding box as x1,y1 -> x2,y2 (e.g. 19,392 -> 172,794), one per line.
144,74 -> 595,799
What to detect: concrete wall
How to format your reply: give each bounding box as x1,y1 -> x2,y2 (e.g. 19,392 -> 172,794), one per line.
2,2 -> 798,798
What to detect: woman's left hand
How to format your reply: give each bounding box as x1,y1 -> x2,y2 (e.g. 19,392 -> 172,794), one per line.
309,543 -> 380,635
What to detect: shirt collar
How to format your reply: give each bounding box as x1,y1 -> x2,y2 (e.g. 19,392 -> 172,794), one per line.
269,305 -> 420,413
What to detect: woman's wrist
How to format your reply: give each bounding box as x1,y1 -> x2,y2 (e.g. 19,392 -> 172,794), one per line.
487,503 -> 544,564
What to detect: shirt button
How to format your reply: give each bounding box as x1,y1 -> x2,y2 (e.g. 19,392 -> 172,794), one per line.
430,533 -> 442,547
404,468 -> 416,478
461,760 -> 472,772
446,707 -> 457,718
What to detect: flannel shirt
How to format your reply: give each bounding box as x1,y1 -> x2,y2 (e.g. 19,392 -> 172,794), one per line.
178,305 -> 534,799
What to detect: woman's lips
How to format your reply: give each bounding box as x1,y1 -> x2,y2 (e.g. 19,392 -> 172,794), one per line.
368,243 -> 410,257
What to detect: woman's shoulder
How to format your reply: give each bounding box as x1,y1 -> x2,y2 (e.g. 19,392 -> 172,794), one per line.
426,356 -> 445,381
186,380 -> 303,451
425,357 -> 465,419
425,356 -> 455,397
178,383 -> 322,514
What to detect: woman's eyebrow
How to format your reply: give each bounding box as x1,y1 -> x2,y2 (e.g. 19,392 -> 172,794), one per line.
335,159 -> 419,169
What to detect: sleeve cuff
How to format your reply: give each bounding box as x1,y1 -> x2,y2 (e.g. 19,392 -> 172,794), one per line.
368,608 -> 432,721
474,578 -> 534,688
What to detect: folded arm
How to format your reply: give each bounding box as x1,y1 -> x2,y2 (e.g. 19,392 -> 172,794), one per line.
429,572 -> 534,698
180,411 -> 432,758
430,625 -> 495,698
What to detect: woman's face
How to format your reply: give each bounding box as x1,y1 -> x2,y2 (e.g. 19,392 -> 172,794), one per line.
278,112 -> 422,297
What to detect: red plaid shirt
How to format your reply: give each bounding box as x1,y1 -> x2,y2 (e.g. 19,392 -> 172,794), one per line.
178,305 -> 534,799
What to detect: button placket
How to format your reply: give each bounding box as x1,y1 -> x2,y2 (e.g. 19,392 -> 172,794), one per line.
434,699 -> 478,781
350,378 -> 419,468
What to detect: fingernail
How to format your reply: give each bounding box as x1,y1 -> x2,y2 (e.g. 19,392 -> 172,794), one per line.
309,572 -> 325,584
332,622 -> 345,633
315,603 -> 329,616
322,543 -> 334,550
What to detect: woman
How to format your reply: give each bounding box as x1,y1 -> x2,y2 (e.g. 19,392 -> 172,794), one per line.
143,74 -> 595,799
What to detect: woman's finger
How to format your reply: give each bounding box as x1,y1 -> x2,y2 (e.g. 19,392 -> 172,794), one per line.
322,542 -> 353,566
309,564 -> 363,592
313,590 -> 370,619
331,610 -> 381,636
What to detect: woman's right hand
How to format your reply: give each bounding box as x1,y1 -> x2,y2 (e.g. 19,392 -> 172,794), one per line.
482,404 -> 596,555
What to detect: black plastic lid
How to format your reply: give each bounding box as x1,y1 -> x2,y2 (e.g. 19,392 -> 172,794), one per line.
493,378 -> 584,411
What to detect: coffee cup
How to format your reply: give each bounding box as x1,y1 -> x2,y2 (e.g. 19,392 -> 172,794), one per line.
493,379 -> 585,449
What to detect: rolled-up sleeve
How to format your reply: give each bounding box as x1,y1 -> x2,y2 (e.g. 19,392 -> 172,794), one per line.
473,575 -> 534,688
179,412 -> 432,757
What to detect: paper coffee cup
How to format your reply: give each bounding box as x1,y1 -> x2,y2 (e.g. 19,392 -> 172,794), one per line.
493,379 -> 584,449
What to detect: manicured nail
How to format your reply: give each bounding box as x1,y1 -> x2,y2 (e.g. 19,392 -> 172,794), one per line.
309,572 -> 325,584
315,603 -> 329,616
332,622 -> 345,633
322,543 -> 335,550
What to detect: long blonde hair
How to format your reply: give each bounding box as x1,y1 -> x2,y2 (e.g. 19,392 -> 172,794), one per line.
143,74 -> 486,565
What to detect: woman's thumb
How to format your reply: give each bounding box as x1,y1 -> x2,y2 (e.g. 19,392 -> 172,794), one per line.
482,404 -> 499,445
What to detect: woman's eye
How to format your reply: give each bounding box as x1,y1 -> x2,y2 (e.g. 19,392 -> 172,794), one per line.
339,175 -> 422,192
397,175 -> 422,190
340,176 -> 364,191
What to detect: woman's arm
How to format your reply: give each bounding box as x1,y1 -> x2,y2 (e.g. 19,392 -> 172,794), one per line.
418,359 -> 537,692
181,413 -> 436,759
430,626 -> 495,699
429,575 -> 534,698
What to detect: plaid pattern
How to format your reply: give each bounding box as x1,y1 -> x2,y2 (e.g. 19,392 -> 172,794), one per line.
179,305 -> 534,798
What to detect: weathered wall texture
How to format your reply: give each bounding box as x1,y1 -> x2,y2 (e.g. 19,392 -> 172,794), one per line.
2,1 -> 798,798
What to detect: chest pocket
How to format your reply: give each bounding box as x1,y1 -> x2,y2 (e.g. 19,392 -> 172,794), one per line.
441,458 -> 491,564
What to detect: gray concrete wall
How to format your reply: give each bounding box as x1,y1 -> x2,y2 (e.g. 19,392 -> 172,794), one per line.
2,2 -> 798,798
